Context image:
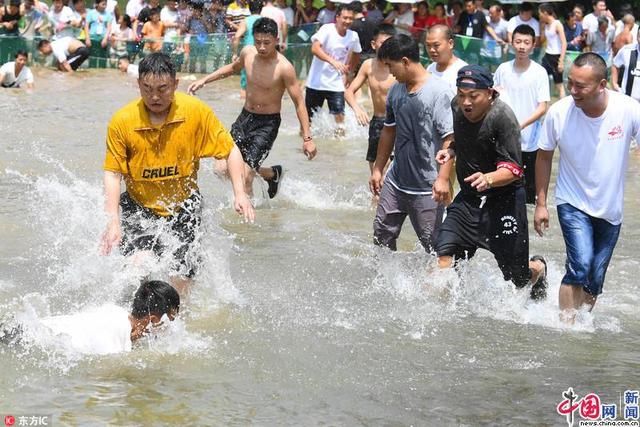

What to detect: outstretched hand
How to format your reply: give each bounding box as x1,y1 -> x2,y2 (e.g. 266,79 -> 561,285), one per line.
234,193 -> 255,223
187,79 -> 206,95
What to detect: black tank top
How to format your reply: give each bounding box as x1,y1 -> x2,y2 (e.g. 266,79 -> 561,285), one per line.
1,5 -> 21,23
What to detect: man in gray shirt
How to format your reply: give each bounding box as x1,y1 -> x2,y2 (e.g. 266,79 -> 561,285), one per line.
369,34 -> 454,252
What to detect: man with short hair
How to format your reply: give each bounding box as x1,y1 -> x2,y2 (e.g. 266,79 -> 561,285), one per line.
480,4 -> 508,69
369,34 -> 454,253
100,53 -> 254,297
582,0 -> 613,35
456,0 -> 502,43
586,15 -> 615,64
425,24 -> 468,93
188,18 -> 316,199
535,53 -> 640,322
506,2 -> 539,46
611,26 -> 640,100
37,37 -> 90,72
434,65 -> 548,300
260,0 -> 288,49
0,50 -> 34,89
494,24 -> 550,205
306,3 -> 361,129
344,23 -> 396,172
0,0 -> 22,36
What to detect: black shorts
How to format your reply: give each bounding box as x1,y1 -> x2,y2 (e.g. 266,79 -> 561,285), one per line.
366,116 -> 385,162
120,192 -> 202,277
434,187 -> 531,288
542,53 -> 563,84
230,108 -> 281,170
305,87 -> 345,118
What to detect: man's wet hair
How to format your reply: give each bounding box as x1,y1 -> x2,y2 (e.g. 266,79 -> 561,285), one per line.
15,50 -> 28,58
248,0 -> 262,15
138,52 -> 176,79
377,34 -> 420,63
573,52 -> 608,82
253,17 -> 278,38
513,23 -> 535,40
427,24 -> 453,41
373,23 -> 396,39
131,280 -> 180,319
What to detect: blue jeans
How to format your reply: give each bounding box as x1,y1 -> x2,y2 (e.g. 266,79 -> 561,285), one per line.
557,203 -> 621,296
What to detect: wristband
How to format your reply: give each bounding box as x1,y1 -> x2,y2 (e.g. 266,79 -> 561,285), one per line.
303,136 -> 313,142
484,173 -> 493,189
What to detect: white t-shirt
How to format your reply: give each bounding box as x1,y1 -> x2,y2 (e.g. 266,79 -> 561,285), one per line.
48,6 -> 77,39
613,43 -> 640,100
0,62 -> 34,88
482,18 -> 508,58
280,6 -> 294,27
391,9 -> 414,36
582,12 -> 613,34
426,57 -> 467,94
161,7 -> 179,42
125,0 -> 144,19
538,90 -> 640,224
307,23 -> 361,92
494,60 -> 550,152
40,303 -> 132,355
51,37 -> 74,63
127,63 -> 139,77
507,15 -> 540,37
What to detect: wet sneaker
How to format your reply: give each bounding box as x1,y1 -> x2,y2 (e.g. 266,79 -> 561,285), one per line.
530,255 -> 548,300
266,165 -> 283,199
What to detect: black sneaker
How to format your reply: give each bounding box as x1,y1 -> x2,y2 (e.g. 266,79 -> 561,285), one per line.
530,255 -> 548,300
266,165 -> 283,199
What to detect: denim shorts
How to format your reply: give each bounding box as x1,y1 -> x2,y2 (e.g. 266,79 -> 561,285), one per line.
557,203 -> 621,296
305,87 -> 345,118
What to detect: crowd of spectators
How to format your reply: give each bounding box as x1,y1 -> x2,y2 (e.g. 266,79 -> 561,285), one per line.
0,0 -> 639,80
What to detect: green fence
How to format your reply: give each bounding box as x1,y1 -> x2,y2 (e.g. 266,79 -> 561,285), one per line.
0,28 -> 584,79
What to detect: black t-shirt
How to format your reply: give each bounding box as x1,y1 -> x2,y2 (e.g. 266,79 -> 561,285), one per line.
350,17 -> 376,55
457,10 -> 487,39
451,97 -> 523,197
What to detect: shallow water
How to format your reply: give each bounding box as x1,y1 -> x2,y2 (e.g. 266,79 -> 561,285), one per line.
1,69 -> 639,426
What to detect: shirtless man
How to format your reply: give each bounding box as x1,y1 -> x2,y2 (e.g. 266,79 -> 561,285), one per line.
37,37 -> 90,72
188,17 -> 316,198
344,23 -> 396,172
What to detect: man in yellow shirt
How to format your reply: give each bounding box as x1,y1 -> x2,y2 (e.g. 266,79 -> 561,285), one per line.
100,53 -> 254,296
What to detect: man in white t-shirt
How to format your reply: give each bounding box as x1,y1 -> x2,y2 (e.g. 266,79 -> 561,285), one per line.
0,51 -> 34,89
1,281 -> 180,355
425,25 -> 467,94
37,37 -> 90,72
506,2 -> 539,46
494,24 -> 549,205
535,53 -> 640,323
582,0 -> 614,35
611,29 -> 640,100
317,0 -> 336,25
306,3 -> 361,129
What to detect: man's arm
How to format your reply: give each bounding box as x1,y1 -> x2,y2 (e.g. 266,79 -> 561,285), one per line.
432,134 -> 454,203
187,48 -> 245,94
557,21 -> 567,71
534,149 -> 554,236
611,65 -> 621,91
283,62 -> 316,159
232,19 -> 247,57
343,58 -> 370,125
484,21 -> 505,44
346,51 -> 361,85
369,125 -> 395,196
100,171 -> 122,255
520,101 -> 547,129
311,39 -> 349,74
226,146 -> 255,222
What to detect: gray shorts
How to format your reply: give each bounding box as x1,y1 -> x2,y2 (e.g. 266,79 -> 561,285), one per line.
373,182 -> 438,252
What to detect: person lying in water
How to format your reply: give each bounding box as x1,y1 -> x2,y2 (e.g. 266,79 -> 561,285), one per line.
1,280 -> 180,355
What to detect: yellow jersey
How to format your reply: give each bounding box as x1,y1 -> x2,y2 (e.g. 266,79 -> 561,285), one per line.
104,92 -> 234,217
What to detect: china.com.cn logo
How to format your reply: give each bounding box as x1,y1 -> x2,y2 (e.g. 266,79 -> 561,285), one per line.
557,387 -> 640,427
4,416 -> 15,427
